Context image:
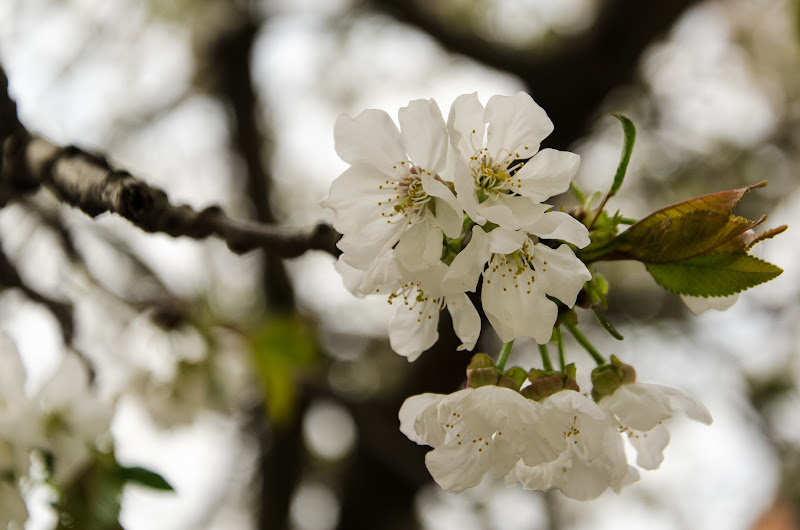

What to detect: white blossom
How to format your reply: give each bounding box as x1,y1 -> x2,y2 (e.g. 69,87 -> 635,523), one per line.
0,338 -> 112,486
447,92 -> 584,232
322,99 -> 463,272
506,390 -> 638,500
443,226 -> 591,344
597,382 -> 712,470
399,386 -> 564,494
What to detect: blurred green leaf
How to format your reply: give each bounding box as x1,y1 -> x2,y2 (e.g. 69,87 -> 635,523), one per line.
118,466 -> 173,492
249,315 -> 318,426
645,252 -> 783,297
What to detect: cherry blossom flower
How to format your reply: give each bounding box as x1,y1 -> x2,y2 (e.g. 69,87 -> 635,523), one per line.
322,99 -> 463,273
388,261 -> 480,360
399,386 -> 564,493
597,382 -> 712,470
447,92 -> 583,231
443,226 -> 591,344
505,390 -> 638,500
0,338 -> 112,486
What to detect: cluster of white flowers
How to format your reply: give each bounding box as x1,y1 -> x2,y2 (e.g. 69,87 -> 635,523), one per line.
400,368 -> 711,500
323,92 -> 592,360
0,335 -> 112,527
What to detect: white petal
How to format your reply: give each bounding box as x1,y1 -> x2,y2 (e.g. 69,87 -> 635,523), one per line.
388,299 -> 440,361
514,149 -> 580,202
447,92 -> 485,157
628,423 -> 670,470
453,158 -> 484,224
441,226 -> 491,294
486,227 -> 528,255
399,393 -> 445,445
600,384 -> 673,431
425,438 -> 491,493
606,383 -> 712,432
395,221 -> 443,271
533,243 -> 592,307
337,218 -> 404,269
482,267 -> 557,344
0,335 -> 26,404
322,163 -> 395,233
334,110 -> 406,169
485,92 -> 553,161
333,252 -> 405,297
480,269 -> 515,342
524,211 -> 591,248
421,174 -> 463,238
681,293 -> 739,315
399,99 -> 449,172
478,195 -> 549,231
446,294 -> 481,351
639,383 -> 713,425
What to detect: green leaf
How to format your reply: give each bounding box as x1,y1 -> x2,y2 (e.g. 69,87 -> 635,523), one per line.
645,252 -> 783,297
612,210 -> 765,263
118,466 -> 174,492
609,114 -> 636,197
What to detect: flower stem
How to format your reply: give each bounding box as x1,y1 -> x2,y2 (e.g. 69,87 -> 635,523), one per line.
538,343 -> 553,371
554,326 -> 566,372
564,323 -> 606,365
496,341 -> 514,372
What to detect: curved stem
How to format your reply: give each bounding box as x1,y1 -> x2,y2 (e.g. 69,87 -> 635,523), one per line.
496,341 -> 515,372
554,326 -> 566,372
564,323 -> 606,365
538,343 -> 553,371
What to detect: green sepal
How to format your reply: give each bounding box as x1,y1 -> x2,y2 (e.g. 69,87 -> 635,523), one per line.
497,366 -> 527,391
466,353 -> 499,388
591,355 -> 636,402
645,252 -> 783,297
521,365 -> 580,401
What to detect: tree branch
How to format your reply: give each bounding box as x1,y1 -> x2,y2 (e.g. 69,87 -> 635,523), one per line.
16,136 -> 340,259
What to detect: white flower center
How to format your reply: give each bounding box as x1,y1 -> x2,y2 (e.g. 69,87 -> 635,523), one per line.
442,410 -> 501,453
485,239 -> 541,296
469,148 -> 525,199
387,280 -> 445,322
377,163 -> 433,225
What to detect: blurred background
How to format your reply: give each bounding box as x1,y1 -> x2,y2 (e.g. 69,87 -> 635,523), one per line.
1,0 -> 799,528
